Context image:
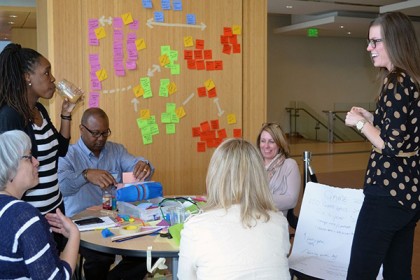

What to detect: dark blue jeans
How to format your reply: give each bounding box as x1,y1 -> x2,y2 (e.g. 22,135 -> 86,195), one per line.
347,190 -> 420,280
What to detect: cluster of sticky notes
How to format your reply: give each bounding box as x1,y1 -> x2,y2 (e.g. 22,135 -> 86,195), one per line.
88,54 -> 102,107
161,45 -> 180,75
196,79 -> 217,98
161,103 -> 180,134
221,25 -> 241,55
192,120 -> 226,152
159,79 -> 177,97
137,115 -> 159,145
161,0 -> 183,11
88,18 -> 100,46
184,38 -> 223,71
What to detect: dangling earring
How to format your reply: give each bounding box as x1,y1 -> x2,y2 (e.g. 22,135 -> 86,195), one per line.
28,82 -> 32,86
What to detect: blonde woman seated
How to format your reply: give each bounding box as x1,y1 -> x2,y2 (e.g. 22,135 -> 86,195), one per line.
257,123 -> 301,216
178,138 -> 291,279
0,130 -> 80,279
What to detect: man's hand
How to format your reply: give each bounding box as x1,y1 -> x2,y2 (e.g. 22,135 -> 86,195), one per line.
133,161 -> 151,181
84,169 -> 117,189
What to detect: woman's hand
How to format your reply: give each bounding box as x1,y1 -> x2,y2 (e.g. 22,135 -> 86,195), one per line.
61,96 -> 83,115
45,208 -> 79,239
350,107 -> 373,123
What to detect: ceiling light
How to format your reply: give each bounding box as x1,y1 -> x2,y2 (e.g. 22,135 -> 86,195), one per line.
8,21 -> 15,25
340,26 -> 344,29
347,32 -> 352,35
286,5 -> 293,9
9,15 -> 17,18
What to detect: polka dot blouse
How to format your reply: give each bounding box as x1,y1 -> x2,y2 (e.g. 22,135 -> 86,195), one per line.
365,70 -> 420,211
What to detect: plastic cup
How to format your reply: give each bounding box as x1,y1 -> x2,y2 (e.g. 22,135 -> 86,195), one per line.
56,79 -> 84,103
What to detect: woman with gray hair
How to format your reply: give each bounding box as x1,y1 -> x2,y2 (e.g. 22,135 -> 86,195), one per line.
0,130 -> 80,279
178,138 -> 291,279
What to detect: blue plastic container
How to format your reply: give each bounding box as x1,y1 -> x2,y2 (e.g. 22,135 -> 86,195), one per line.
116,182 -> 163,202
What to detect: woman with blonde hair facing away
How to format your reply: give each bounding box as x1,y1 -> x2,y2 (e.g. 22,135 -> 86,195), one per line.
178,138 -> 291,279
257,123 -> 301,216
0,130 -> 80,279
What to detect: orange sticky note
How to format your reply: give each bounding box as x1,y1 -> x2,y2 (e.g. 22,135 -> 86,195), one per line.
233,128 -> 242,138
220,35 -> 229,44
215,61 -> 223,70
176,106 -> 186,119
197,142 -> 206,152
210,119 -> 219,130
159,54 -> 170,66
218,128 -> 227,139
194,50 -> 203,60
184,50 -> 193,60
187,59 -> 196,70
192,127 -> 201,137
232,44 -> 241,53
227,114 -> 237,125
95,68 -> 108,81
196,60 -> 205,70
204,50 -> 212,60
196,39 -> 204,49
200,121 -> 211,132
140,109 -> 151,120
206,61 -> 215,71
168,82 -> 177,95
224,27 -> 233,36
197,87 -> 207,97
207,87 -> 217,98
94,27 -> 106,40
133,84 -> 144,98
135,38 -> 146,51
122,13 -> 134,25
229,35 -> 238,44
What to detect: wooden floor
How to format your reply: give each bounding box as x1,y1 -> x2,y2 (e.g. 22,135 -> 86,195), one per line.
288,140 -> 419,279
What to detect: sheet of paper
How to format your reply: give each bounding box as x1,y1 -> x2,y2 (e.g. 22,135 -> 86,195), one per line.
74,216 -> 117,232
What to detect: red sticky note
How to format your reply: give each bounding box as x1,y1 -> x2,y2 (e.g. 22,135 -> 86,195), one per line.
218,128 -> 227,139
232,44 -> 241,54
233,128 -> 242,138
187,59 -> 196,69
184,50 -> 193,60
206,61 -> 215,71
192,127 -> 201,137
210,119 -> 219,130
204,50 -> 212,60
196,39 -> 204,49
196,60 -> 205,70
197,142 -> 206,152
224,27 -> 233,37
222,44 -> 232,54
194,50 -> 203,60
207,87 -> 217,98
220,35 -> 229,44
215,61 -> 223,70
197,87 -> 207,97
200,121 -> 211,132
200,130 -> 216,141
207,139 -> 219,148
229,35 -> 238,44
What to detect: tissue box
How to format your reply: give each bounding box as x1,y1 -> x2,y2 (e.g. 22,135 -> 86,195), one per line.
117,201 -> 162,221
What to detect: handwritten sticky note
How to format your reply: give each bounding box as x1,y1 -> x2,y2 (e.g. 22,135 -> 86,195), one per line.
142,133 -> 153,145
173,0 -> 183,11
161,112 -> 171,123
192,127 -> 201,137
218,128 -> 227,139
142,0 -> 153,8
232,25 -> 242,35
227,114 -> 237,124
133,85 -> 144,98
232,43 -> 241,53
94,27 -> 106,40
166,124 -> 176,134
197,87 -> 206,97
161,0 -> 171,10
184,36 -> 194,47
197,142 -> 206,152
140,77 -> 153,98
186,14 -> 196,25
136,118 -> 148,129
200,121 -> 211,132
129,20 -> 139,30
204,79 -> 216,91
194,50 -> 203,60
122,13 -> 134,25
176,106 -> 186,119
135,38 -> 146,51
95,68 -> 108,81
224,27 -> 233,36
187,60 -> 196,70
207,87 -> 217,98
184,50 -> 193,60
168,82 -> 177,95
204,50 -> 212,60
210,120 -> 219,130
196,60 -> 205,70
159,54 -> 170,66
154,11 -> 164,23
88,92 -> 100,108
166,103 -> 176,113
140,109 -> 151,120
196,39 -> 204,49
233,128 -> 242,138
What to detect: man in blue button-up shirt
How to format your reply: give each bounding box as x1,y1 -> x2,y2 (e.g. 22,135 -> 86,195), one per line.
58,107 -> 154,280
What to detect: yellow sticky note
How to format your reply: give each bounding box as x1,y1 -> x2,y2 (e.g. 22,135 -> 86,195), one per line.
184,36 -> 194,47
168,82 -> 177,95
140,109 -> 151,120
159,54 -> 170,66
204,79 -> 216,91
227,113 -> 237,125
176,106 -> 186,119
122,13 -> 134,25
135,38 -> 146,51
96,68 -> 108,81
133,85 -> 144,98
232,25 -> 242,35
94,27 -> 106,40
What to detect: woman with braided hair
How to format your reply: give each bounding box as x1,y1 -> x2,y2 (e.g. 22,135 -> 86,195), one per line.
0,43 -> 80,251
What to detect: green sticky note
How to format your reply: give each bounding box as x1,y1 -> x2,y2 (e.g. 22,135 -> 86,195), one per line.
141,126 -> 151,136
161,45 -> 171,55
170,64 -> 180,75
166,103 -> 176,113
171,113 -> 179,123
142,133 -> 153,145
150,123 -> 160,135
148,115 -> 156,125
168,223 -> 184,246
160,78 -> 170,86
166,123 -> 175,134
169,50 -> 178,62
159,85 -> 169,97
161,112 -> 171,123
136,118 -> 149,129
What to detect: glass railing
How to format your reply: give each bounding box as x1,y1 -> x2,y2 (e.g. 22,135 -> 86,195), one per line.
286,102 -> 375,143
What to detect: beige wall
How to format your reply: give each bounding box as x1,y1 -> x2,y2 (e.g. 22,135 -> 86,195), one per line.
11,28 -> 37,49
267,14 -> 378,136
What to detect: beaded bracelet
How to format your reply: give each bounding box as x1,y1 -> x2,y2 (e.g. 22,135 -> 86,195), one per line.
60,114 -> 72,121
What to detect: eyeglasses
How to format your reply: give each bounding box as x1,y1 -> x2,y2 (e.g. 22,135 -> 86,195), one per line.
21,154 -> 33,163
82,124 -> 112,138
366,38 -> 383,48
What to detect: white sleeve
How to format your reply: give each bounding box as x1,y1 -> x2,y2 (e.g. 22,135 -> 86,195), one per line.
177,222 -> 198,280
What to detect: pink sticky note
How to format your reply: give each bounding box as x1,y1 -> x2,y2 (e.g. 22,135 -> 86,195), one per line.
113,17 -> 123,29
89,92 -> 100,108
123,172 -> 139,184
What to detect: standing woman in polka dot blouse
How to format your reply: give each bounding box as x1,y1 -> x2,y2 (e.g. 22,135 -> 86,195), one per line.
345,12 -> 420,280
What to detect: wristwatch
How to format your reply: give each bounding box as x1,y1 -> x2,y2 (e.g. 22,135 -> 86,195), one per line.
356,119 -> 367,132
82,169 -> 89,181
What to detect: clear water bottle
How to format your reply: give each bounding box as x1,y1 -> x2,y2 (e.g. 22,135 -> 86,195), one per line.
56,79 -> 84,103
102,188 -> 112,210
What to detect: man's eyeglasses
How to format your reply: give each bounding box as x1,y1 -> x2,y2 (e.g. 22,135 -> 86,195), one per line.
366,38 -> 383,48
21,154 -> 33,163
82,124 -> 112,138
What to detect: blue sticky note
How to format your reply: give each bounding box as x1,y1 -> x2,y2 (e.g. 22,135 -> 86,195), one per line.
186,14 -> 196,25
142,0 -> 153,8
173,0 -> 183,11
101,228 -> 115,238
154,12 -> 164,23
161,0 -> 171,10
